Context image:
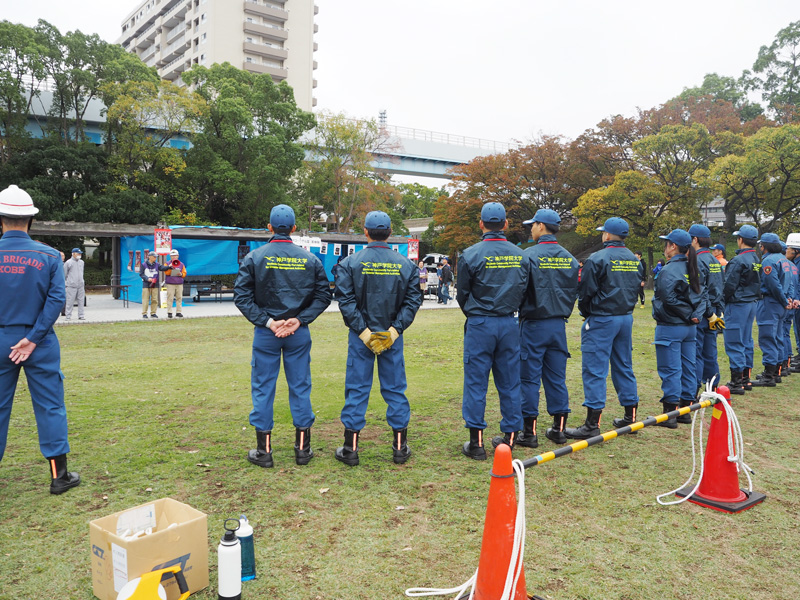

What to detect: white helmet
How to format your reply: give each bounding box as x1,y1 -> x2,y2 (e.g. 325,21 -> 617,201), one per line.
786,232 -> 800,249
0,185 -> 39,217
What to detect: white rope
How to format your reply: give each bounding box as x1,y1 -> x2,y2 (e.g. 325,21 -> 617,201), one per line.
656,378 -> 753,505
405,458 -> 527,600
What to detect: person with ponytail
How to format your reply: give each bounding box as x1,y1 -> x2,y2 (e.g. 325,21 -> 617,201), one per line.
651,229 -> 704,428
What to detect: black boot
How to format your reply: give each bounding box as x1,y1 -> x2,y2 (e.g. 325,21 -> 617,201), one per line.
491,431 -> 519,449
461,428 -> 487,460
790,356 -> 800,373
335,429 -> 360,466
545,413 -> 568,444
48,455 -> 81,495
294,427 -> 313,466
676,399 -> 693,424
247,430 -> 273,468
612,404 -> 639,433
392,428 -> 411,464
517,417 -> 538,448
781,360 -> 791,378
751,364 -> 777,387
654,403 -> 679,428
741,368 -> 753,391
564,408 -> 602,440
726,369 -> 745,395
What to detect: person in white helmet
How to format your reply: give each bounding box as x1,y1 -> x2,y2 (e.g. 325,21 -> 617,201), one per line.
0,185 -> 80,494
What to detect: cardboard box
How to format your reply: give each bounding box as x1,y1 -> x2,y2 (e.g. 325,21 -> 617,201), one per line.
89,498 -> 208,600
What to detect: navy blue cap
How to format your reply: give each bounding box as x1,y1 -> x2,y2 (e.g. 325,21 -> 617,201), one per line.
780,241 -> 787,252
364,210 -> 391,230
71,247 -> 82,253
710,244 -> 726,251
659,229 -> 692,247
480,202 -> 506,223
270,204 -> 295,229
523,209 -> 561,226
596,217 -> 629,237
758,232 -> 781,244
688,224 -> 711,238
733,224 -> 758,239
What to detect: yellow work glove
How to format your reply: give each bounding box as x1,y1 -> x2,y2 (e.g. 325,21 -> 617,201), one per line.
359,328 -> 373,349
708,314 -> 725,330
368,330 -> 392,355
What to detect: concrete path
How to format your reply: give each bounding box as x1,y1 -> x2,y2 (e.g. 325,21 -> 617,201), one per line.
56,288 -> 458,325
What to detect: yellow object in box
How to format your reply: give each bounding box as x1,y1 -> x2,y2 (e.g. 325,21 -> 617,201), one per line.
89,498 -> 208,600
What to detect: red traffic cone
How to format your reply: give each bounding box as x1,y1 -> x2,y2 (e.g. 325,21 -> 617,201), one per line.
675,386 -> 766,513
463,443 -> 528,600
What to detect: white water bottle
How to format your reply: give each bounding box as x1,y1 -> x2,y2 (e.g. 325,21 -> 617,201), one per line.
218,518 -> 242,600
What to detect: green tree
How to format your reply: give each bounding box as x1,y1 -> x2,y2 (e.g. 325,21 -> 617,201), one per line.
678,72 -> 764,122
746,20 -> 800,123
181,63 -> 314,227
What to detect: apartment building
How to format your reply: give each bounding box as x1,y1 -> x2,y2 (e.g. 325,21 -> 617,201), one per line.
117,0 -> 318,111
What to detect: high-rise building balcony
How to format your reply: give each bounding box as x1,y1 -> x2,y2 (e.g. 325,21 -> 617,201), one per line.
243,42 -> 289,60
163,0 -> 190,28
243,61 -> 288,80
162,55 -> 189,81
243,0 -> 289,23
243,20 -> 289,42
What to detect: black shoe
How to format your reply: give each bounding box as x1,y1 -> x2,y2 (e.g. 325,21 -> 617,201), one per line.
517,417 -> 538,448
780,360 -> 791,377
392,428 -> 411,464
150,313 -> 158,319
462,428 -> 487,460
741,369 -> 753,391
726,368 -> 745,395
491,431 -> 518,449
142,314 -> 148,319
176,313 -> 184,318
676,399 -> 693,424
335,429 -> 360,466
565,408 -> 602,439
294,428 -> 314,466
247,430 -> 273,467
612,404 -> 639,432
653,403 -> 678,429
168,313 -> 173,319
751,364 -> 777,387
48,455 -> 81,495
545,413 -> 568,444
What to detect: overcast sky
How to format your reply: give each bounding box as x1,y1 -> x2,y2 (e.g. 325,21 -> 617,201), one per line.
2,0 -> 798,144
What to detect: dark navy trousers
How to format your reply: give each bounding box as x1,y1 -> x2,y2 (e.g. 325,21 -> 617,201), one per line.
0,327 -> 68,461
462,315 -> 523,432
655,324 -> 697,405
756,298 -> 787,366
695,324 -> 720,389
249,325 -> 315,431
520,318 -> 571,418
723,302 -> 757,371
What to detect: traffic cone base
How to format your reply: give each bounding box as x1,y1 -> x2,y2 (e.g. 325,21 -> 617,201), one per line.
675,486 -> 766,513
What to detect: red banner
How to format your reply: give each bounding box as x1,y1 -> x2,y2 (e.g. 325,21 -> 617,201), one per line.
408,239 -> 419,261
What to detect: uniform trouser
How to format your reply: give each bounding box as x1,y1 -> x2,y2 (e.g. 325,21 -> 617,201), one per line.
655,324 -> 697,405
756,298 -> 787,366
64,285 -> 85,318
249,325 -> 314,431
142,287 -> 159,314
782,309 -> 794,362
166,284 -> 183,313
341,329 -> 410,431
580,314 -> 639,410
462,315 -> 523,432
520,318 -> 570,418
723,302 -> 757,371
695,324 -> 720,389
0,327 -> 69,461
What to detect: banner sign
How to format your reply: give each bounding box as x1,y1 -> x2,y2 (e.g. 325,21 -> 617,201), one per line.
408,239 -> 419,261
154,229 -> 172,255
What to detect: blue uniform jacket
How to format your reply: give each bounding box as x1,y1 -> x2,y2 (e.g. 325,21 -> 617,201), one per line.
652,255 -> 704,325
519,234 -> 578,320
335,241 -> 422,333
696,248 -> 725,318
759,252 -> 789,306
234,234 -> 332,327
457,232 -> 527,317
0,230 -> 65,345
722,248 -> 761,304
577,241 -> 643,317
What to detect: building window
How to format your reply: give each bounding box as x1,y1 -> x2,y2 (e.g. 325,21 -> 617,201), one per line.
245,57 -> 253,63
201,32 -> 207,44
200,53 -> 206,64
200,13 -> 207,23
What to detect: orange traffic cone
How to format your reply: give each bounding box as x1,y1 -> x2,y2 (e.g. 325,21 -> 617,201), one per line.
675,386 -> 766,513
463,443 -> 529,600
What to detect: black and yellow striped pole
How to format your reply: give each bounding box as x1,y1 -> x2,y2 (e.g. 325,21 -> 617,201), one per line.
521,396 -> 720,469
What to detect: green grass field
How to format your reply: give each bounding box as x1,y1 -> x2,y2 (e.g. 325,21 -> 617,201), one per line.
1,307 -> 798,600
